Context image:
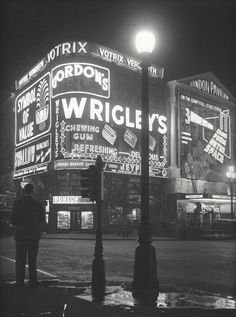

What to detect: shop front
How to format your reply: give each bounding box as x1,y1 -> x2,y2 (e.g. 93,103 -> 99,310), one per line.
50,196 -> 95,232
167,193 -> 236,238
175,194 -> 236,226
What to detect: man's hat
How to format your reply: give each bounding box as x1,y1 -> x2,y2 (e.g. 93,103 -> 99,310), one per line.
23,183 -> 34,194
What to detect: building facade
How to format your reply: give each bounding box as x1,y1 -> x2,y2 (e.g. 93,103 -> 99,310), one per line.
166,73 -> 236,235
2,41 -> 235,236
12,41 -> 168,233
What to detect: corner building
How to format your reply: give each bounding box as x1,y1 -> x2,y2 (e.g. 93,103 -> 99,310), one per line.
14,41 -> 168,233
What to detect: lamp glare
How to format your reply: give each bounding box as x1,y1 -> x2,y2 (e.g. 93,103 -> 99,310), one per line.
135,31 -> 155,53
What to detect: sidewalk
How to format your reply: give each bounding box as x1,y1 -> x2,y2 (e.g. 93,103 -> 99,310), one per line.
1,281 -> 235,317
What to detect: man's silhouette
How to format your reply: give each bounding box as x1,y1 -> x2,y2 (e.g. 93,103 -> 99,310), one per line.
11,184 -> 45,288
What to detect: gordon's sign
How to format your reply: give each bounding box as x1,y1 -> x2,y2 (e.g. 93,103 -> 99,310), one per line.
51,63 -> 110,98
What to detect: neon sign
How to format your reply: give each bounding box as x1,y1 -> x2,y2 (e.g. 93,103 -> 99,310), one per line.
180,92 -> 231,182
14,134 -> 52,178
51,63 -> 110,99
14,72 -> 52,178
52,57 -> 168,178
14,42 -> 168,178
15,41 -> 164,90
54,96 -> 168,177
15,73 -> 51,146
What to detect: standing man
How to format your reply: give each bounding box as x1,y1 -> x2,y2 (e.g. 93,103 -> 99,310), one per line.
11,184 -> 45,288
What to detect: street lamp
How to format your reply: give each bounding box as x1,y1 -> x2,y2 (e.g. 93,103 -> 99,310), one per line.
226,166 -> 236,219
132,30 -> 159,306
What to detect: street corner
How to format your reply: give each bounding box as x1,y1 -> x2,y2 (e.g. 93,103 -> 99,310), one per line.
0,282 -> 68,317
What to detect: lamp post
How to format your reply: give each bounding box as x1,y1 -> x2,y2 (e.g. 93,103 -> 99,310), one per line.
226,166 -> 236,220
132,30 -> 159,306
92,155 -> 105,302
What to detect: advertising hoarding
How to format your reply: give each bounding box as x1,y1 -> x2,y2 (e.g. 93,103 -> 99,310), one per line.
15,41 -> 164,91
14,41 -> 168,178
15,73 -> 51,146
14,72 -> 51,178
179,90 -> 232,182
14,134 -> 51,178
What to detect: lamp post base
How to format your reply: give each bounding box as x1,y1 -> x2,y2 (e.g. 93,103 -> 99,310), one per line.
92,257 -> 106,302
132,238 -> 159,306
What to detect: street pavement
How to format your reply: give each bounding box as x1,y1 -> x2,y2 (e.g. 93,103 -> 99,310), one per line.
0,234 -> 236,316
1,281 -> 236,317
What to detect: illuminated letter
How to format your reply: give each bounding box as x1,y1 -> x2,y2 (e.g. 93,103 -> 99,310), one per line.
77,42 -> 87,54
149,114 -> 158,132
84,66 -> 95,78
22,108 -> 29,124
125,107 -> 134,128
158,115 -> 168,134
74,64 -> 83,76
105,102 -> 110,123
64,65 -> 74,78
135,110 -> 141,129
112,105 -> 124,125
61,97 -> 87,119
62,43 -> 71,55
57,70 -> 65,83
90,98 -> 104,121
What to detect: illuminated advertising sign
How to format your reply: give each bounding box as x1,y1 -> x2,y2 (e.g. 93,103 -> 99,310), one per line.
52,63 -> 110,99
15,73 -> 51,146
53,196 -> 91,204
14,134 -> 51,178
14,72 -> 52,178
16,41 -> 164,90
14,41 -> 167,178
180,91 -> 232,182
53,58 -> 168,178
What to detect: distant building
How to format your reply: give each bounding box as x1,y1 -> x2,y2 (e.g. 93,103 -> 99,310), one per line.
166,73 -> 236,231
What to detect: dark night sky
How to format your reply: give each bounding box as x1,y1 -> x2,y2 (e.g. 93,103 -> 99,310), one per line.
1,0 -> 236,102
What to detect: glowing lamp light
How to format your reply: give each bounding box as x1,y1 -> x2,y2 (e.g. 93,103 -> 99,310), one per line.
135,31 -> 155,54
226,166 -> 236,179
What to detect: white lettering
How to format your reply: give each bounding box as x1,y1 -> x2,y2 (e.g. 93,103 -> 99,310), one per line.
17,88 -> 36,113
52,63 -> 109,92
112,105 -> 124,125
15,145 -> 35,168
190,79 -> 229,100
18,122 -> 34,142
62,97 -> 86,119
58,97 -> 167,134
